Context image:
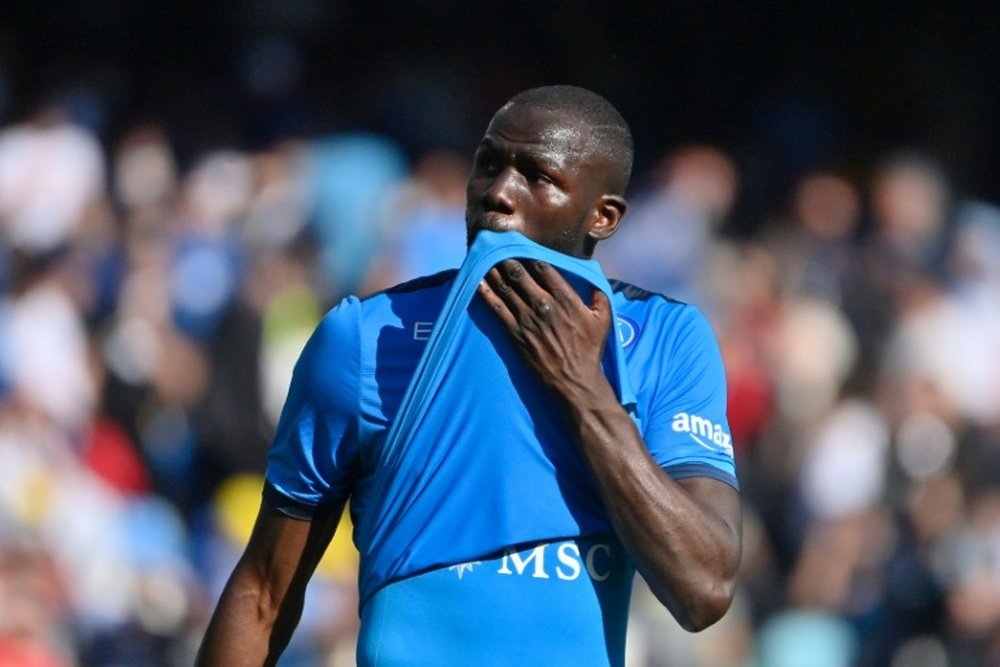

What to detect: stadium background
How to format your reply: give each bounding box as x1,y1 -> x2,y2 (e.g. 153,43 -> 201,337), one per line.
1,2 -> 999,665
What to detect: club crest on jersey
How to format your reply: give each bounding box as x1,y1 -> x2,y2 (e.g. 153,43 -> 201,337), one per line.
616,316 -> 639,348
672,412 -> 734,457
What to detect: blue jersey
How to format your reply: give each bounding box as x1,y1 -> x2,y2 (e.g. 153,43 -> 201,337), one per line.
356,535 -> 634,666
265,231 -> 737,665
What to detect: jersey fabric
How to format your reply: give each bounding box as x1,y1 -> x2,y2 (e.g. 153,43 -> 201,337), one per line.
356,535 -> 634,667
264,230 -> 737,665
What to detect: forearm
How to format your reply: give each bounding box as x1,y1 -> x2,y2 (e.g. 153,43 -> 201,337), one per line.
561,380 -> 741,631
196,559 -> 303,667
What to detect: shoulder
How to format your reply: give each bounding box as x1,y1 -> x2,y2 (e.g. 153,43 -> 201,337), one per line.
304,270 -> 457,358
340,270 -> 457,349
608,279 -> 684,306
609,278 -> 714,342
288,296 -> 365,401
363,269 -> 458,301
359,270 -> 457,317
311,294 -> 363,349
609,279 -> 689,323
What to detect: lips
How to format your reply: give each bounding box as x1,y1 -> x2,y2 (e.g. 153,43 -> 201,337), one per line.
470,212 -> 520,233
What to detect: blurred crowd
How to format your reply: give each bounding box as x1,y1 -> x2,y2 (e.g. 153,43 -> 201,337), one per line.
0,94 -> 998,667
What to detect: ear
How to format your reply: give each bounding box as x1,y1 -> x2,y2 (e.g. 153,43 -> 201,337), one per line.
587,194 -> 628,243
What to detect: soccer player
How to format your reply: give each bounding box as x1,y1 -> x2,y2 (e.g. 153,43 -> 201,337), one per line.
196,85 -> 741,666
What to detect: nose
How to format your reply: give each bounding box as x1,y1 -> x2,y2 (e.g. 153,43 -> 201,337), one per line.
481,166 -> 518,214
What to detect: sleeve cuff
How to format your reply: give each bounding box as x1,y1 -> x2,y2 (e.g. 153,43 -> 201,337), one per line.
262,481 -> 320,520
664,463 -> 740,492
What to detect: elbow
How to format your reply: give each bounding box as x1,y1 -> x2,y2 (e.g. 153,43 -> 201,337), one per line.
253,579 -> 304,631
254,588 -> 282,628
670,577 -> 737,633
229,566 -> 285,629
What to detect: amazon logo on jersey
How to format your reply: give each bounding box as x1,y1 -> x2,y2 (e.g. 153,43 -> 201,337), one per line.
671,412 -> 734,457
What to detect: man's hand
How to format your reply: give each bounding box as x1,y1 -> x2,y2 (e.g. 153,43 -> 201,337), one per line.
477,258 -> 611,402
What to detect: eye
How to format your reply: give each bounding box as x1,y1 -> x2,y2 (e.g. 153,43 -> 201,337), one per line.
474,151 -> 501,176
527,168 -> 554,185
522,165 -> 553,183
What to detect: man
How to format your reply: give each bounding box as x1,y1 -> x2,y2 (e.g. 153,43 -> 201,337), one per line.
197,85 -> 741,666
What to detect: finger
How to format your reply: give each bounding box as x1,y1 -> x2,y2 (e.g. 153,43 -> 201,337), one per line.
477,279 -> 518,330
496,259 -> 539,296
528,260 -> 579,309
485,266 -> 531,319
494,260 -> 556,323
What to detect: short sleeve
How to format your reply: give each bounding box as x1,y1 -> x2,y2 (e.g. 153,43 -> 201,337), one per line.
643,305 -> 738,490
264,296 -> 363,518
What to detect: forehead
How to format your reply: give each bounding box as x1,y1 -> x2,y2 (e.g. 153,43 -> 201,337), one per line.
481,103 -> 594,159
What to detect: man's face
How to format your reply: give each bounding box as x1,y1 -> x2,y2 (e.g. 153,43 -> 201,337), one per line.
465,103 -> 603,257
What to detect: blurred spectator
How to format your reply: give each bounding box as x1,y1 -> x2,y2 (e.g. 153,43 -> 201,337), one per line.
755,610 -> 857,667
935,489 -> 1000,665
597,144 -> 738,306
306,133 -> 408,300
704,242 -> 780,456
241,141 -> 310,255
870,153 -> 950,266
880,266 -> 1000,429
364,149 -> 469,292
0,543 -> 73,667
252,243 -> 323,427
770,296 -> 859,427
113,125 -> 179,217
0,103 -> 104,254
764,171 -> 863,306
849,152 -> 953,361
798,399 -> 889,522
0,249 -> 96,431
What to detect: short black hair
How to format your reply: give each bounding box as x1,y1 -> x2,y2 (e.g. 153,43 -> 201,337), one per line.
503,85 -> 633,195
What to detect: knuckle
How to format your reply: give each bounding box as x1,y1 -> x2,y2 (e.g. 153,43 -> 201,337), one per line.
551,288 -> 571,305
505,261 -> 526,280
534,299 -> 555,318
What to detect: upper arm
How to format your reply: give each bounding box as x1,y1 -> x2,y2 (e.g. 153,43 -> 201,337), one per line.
238,498 -> 345,605
642,305 -> 738,489
196,498 -> 345,666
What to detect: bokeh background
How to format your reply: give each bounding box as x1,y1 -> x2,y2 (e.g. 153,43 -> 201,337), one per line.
1,2 -> 1000,666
